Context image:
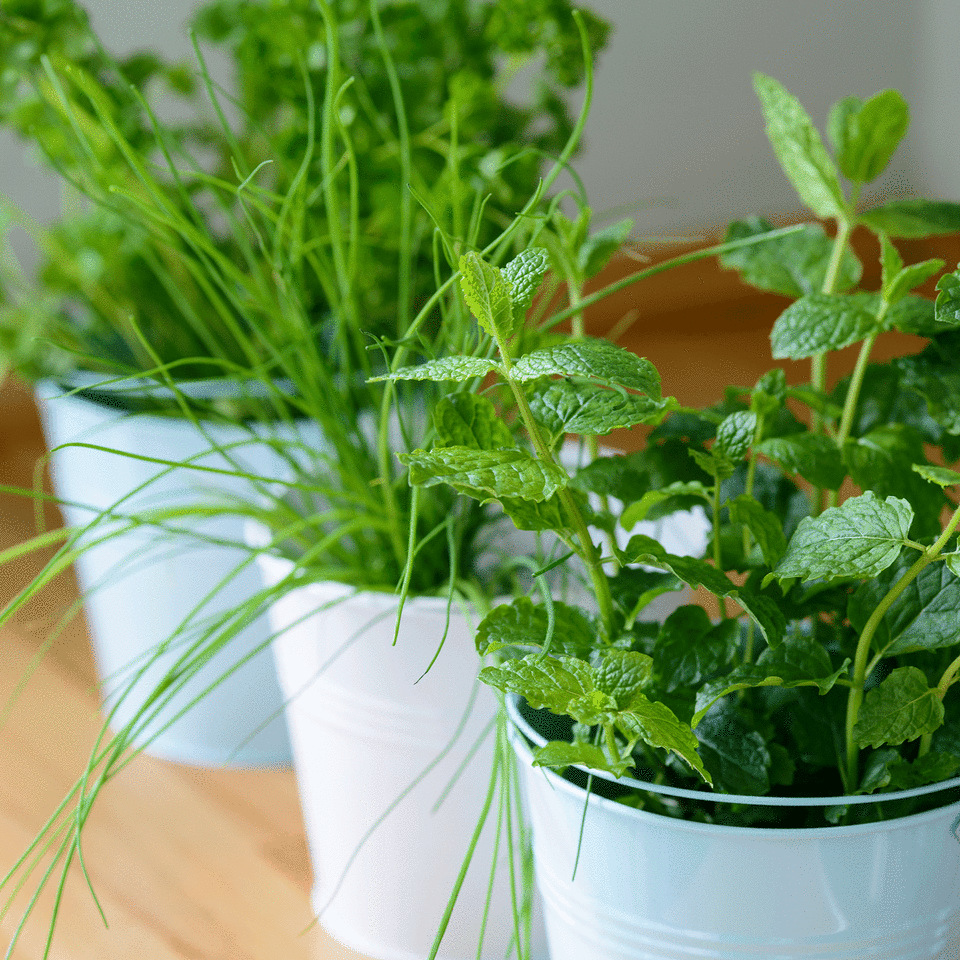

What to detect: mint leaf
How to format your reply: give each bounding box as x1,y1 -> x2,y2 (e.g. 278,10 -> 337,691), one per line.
476,598 -> 595,658
620,481 -> 711,529
849,558 -> 960,657
513,340 -> 662,398
621,535 -> 785,646
756,433 -> 846,490
479,655 -> 611,724
852,666 -> 944,749
772,492 -> 912,583
770,293 -> 879,360
593,649 -> 655,709
721,217 -> 860,297
843,426 -> 946,536
499,493 -> 571,532
883,260 -> 944,307
531,741 -> 632,777
934,270 -> 960,330
727,495 -> 789,568
913,464 -> 960,488
695,700 -> 771,794
714,411 -> 757,463
528,378 -> 669,442
753,73 -> 845,219
859,750 -> 960,794
399,447 -> 568,501
895,334 -> 960,434
373,356 -> 499,383
617,695 -> 711,783
503,247 -> 550,329
433,393 -> 513,449
653,606 -> 739,693
859,200 -> 960,238
827,89 -> 908,185
459,251 -> 514,341
577,218 -> 633,278
693,634 -> 847,725
884,295 -> 939,335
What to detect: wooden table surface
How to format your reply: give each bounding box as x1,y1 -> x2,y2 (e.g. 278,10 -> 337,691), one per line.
0,378 -> 370,960
0,232 -> 954,958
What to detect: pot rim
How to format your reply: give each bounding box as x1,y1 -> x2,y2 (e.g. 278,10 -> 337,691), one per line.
505,692 -> 960,814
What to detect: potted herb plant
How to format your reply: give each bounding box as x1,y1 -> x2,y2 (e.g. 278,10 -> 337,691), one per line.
0,2 -> 626,957
387,75 -> 960,959
0,0 -> 608,767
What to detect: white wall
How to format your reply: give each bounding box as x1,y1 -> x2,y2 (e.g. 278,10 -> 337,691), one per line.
0,1 -> 948,246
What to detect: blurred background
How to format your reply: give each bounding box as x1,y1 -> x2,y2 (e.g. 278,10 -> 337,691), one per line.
2,0 -> 958,251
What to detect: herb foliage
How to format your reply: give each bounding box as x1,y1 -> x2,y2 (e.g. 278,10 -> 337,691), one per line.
391,75 -> 960,827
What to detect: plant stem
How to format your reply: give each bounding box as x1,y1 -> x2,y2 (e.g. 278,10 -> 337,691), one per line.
826,325 -> 881,509
497,350 -> 615,639
810,215 -> 853,514
741,413 -> 764,559
845,501 -> 960,787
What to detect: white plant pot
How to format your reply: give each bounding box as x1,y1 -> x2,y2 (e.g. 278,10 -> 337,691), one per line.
254,547 -> 546,960
508,697 -> 960,960
34,377 -> 318,766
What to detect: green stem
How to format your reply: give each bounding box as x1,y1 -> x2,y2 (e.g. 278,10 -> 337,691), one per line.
809,215 -> 854,513
498,350 -> 615,639
845,502 -> 960,787
919,652 -> 960,757
741,413 -> 764,559
712,481 -> 723,570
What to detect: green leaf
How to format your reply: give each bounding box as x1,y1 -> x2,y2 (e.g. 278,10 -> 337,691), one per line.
652,606 -> 739,694
772,492 -> 912,583
616,695 -> 712,783
479,655 -> 612,725
433,393 -> 513,450
528,378 -> 669,443
753,73 -> 845,219
843,426 -> 946,536
695,700 -> 771,794
399,447 -> 568,502
853,666 -> 944,749
879,233 -> 904,296
857,749 -> 943,798
693,634 -> 848,725
755,433 -> 846,490
512,340 -> 662,398
577,218 -> 633,279
933,270 -> 960,330
895,333 -> 960,434
503,247 -> 550,329
593,649 -> 655,709
883,259 -> 944,307
721,217 -> 860,297
727,495 -> 789,568
476,598 -> 595,658
499,493 -> 571,532
770,293 -> 879,360
373,356 -> 499,383
913,464 -> 960,488
531,740 -> 632,777
859,200 -> 960,238
827,89 -> 908,185
848,557 -> 960,657
459,251 -> 515,341
620,481 -> 711,528
620,535 -> 785,646
884,295 -> 939,335
714,410 -> 757,463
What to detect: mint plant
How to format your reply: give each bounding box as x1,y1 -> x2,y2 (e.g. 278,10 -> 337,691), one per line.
385,75 -> 960,826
